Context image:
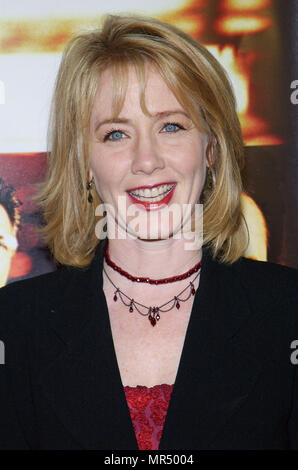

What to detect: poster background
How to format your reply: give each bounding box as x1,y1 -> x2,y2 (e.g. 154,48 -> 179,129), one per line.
0,0 -> 297,286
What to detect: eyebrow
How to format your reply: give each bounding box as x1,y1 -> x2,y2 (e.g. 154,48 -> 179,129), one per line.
93,110 -> 191,133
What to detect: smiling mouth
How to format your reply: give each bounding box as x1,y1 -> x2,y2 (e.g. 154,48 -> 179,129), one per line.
127,183 -> 176,202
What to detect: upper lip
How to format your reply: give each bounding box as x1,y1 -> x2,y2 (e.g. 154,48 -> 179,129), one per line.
127,182 -> 176,192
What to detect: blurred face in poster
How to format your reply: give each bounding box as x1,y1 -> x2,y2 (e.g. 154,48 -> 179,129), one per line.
0,204 -> 18,287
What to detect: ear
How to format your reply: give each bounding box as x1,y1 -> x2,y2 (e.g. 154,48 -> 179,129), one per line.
87,168 -> 93,182
206,136 -> 217,168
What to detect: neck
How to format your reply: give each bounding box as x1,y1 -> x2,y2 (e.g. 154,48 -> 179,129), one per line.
105,232 -> 202,280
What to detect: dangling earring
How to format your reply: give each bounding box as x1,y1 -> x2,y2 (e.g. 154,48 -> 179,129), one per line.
206,136 -> 217,189
86,177 -> 94,203
206,167 -> 214,189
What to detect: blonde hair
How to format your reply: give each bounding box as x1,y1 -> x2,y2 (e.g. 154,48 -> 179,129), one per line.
35,13 -> 249,267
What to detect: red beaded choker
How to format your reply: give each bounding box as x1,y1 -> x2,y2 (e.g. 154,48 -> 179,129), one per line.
103,242 -> 202,326
104,243 -> 201,284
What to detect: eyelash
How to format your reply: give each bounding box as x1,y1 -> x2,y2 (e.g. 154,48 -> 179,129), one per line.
102,122 -> 186,142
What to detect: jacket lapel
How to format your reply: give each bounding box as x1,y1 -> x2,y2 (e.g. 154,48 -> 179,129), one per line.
37,239 -> 264,450
160,249 -> 265,450
37,238 -> 138,449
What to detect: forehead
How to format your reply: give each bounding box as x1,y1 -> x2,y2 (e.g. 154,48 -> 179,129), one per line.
92,63 -> 183,120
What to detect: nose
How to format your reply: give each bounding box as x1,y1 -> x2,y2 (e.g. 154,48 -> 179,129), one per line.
131,132 -> 165,175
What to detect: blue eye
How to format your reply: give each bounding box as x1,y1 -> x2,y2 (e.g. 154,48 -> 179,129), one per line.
103,130 -> 125,142
163,123 -> 184,133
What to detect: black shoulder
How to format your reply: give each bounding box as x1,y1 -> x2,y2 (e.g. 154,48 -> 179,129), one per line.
0,268 -> 70,330
231,256 -> 297,287
0,268 -> 62,300
226,256 -> 298,311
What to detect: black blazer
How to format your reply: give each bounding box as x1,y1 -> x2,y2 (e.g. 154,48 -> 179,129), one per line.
0,238 -> 297,450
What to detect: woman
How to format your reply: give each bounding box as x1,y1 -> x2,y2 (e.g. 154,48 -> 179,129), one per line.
0,14 -> 297,450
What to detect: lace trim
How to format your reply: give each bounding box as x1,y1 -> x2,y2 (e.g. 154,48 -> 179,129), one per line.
123,384 -> 174,450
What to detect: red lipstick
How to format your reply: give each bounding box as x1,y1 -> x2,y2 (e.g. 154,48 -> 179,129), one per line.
126,183 -> 176,211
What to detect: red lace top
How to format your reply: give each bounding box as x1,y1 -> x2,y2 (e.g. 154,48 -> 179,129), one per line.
124,384 -> 174,450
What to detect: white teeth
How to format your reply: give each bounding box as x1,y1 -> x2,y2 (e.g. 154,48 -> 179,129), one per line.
128,184 -> 175,202
129,183 -> 174,198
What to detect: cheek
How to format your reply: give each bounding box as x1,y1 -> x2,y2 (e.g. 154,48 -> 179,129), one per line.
91,164 -> 123,202
193,141 -> 208,173
90,147 -> 130,189
182,144 -> 207,194
89,151 -> 110,187
184,147 -> 206,176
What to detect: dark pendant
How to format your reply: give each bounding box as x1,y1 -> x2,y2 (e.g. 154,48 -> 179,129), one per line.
191,287 -> 196,295
149,315 -> 156,327
113,294 -> 117,301
88,193 -> 93,203
156,313 -> 160,321
129,306 -> 133,312
176,300 -> 180,309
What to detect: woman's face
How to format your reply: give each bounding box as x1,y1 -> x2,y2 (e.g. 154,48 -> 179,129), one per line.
89,64 -> 209,241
